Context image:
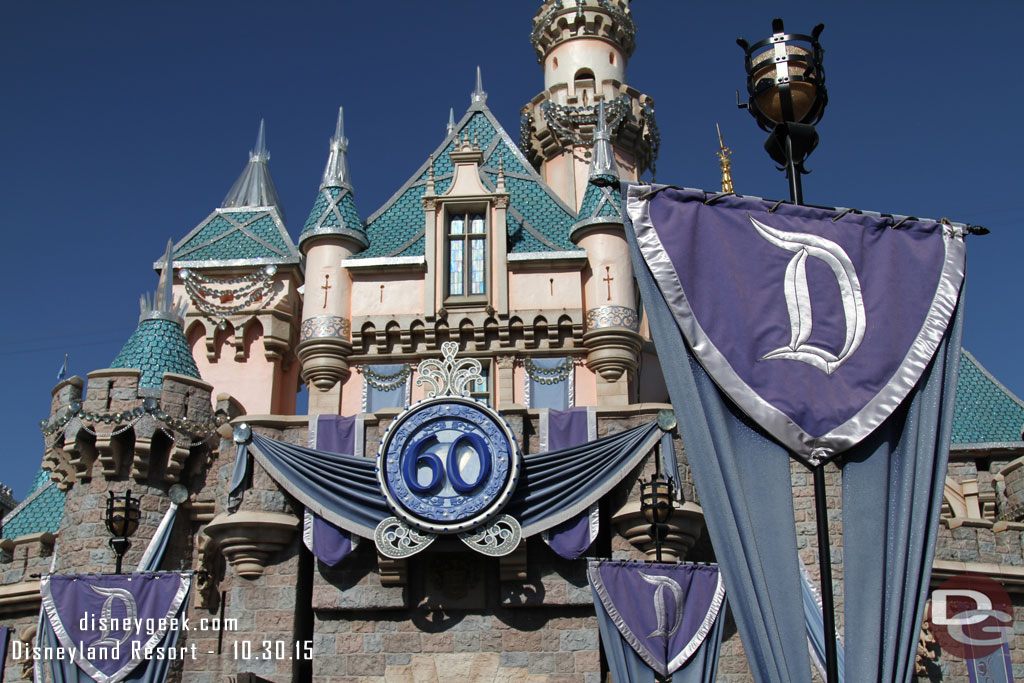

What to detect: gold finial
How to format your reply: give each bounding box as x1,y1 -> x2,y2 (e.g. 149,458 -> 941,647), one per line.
716,123 -> 734,194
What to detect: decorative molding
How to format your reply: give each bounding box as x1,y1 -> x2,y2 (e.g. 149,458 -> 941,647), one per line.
586,305 -> 640,332
300,316 -> 351,342
612,500 -> 704,562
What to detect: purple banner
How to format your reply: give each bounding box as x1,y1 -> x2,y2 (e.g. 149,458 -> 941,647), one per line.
543,408 -> 597,559
307,415 -> 358,565
40,573 -> 189,683
628,187 -> 965,462
588,561 -> 725,676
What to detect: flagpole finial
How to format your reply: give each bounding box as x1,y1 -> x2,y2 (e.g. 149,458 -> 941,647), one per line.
446,108 -> 456,136
716,123 -> 734,194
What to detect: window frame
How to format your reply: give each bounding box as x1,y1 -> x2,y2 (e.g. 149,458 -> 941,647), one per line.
444,207 -> 489,305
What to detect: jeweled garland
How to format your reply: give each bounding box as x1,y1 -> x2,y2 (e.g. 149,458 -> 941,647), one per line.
39,397 -> 227,446
180,265 -> 277,330
524,357 -> 573,385
362,364 -> 412,392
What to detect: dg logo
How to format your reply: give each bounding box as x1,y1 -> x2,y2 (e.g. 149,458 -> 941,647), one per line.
376,398 -> 520,534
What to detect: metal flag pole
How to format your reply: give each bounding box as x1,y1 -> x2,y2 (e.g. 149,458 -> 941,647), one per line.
738,19 -> 838,683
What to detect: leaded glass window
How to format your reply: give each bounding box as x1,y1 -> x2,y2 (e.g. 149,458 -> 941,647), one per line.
447,212 -> 487,298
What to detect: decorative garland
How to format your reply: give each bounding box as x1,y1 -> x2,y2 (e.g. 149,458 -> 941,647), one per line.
524,357 -> 573,385
39,397 -> 227,442
179,265 -> 277,330
539,95 -> 631,150
362,364 -> 412,392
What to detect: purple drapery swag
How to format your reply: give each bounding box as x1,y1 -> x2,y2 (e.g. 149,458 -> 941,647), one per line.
627,186 -> 965,465
39,573 -> 190,683
540,407 -> 600,559
589,561 -> 725,678
303,415 -> 361,566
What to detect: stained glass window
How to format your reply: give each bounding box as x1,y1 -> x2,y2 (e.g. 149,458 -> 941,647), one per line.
447,212 -> 487,299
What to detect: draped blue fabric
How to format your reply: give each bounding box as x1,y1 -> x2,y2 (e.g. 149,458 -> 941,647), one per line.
841,300 -> 963,683
529,357 -> 570,410
627,216 -> 812,683
308,415 -> 358,565
592,572 -> 726,683
366,364 -> 407,412
541,407 -> 596,559
243,421 -> 661,540
801,561 -> 845,682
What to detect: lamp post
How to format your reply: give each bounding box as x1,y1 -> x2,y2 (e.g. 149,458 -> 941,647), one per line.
738,18 -> 827,205
640,449 -> 676,563
105,490 -> 141,574
737,19 -> 838,683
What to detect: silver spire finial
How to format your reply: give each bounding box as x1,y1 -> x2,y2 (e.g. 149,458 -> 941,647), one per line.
589,100 -> 619,185
446,108 -> 456,136
251,118 -> 269,162
321,106 -> 352,190
471,66 -> 487,106
142,239 -> 187,324
222,119 -> 284,213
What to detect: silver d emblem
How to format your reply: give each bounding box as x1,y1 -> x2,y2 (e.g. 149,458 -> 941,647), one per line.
88,584 -> 138,649
639,572 -> 684,639
749,216 -> 866,375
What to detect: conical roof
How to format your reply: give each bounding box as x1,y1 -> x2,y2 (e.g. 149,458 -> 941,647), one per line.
222,119 -> 284,217
112,241 -> 200,389
169,121 -> 299,267
299,107 -> 367,251
572,101 -> 622,240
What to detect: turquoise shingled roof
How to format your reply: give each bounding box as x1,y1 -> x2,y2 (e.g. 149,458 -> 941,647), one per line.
173,207 -> 299,264
111,318 -> 201,388
299,186 -> 366,247
2,479 -> 65,540
952,349 -> 1024,446
358,106 -> 576,259
576,180 -> 621,225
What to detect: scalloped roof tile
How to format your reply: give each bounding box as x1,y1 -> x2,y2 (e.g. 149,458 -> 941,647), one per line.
172,207 -> 299,265
952,349 -> 1024,447
111,318 -> 201,388
2,478 -> 65,540
357,105 -> 575,259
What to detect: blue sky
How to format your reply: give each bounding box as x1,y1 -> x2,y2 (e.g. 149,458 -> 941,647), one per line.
2,1 -> 1021,498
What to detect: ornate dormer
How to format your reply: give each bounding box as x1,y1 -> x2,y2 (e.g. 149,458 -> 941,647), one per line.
166,120 -> 302,415
521,0 -> 657,211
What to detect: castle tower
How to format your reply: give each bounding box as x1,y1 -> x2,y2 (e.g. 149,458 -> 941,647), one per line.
168,121 -> 303,415
571,102 -> 640,404
521,0 -> 657,211
296,108 -> 368,413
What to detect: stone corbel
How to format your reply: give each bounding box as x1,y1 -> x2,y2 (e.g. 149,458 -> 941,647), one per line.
203,510 -> 299,578
377,554 -> 408,586
612,499 -> 704,562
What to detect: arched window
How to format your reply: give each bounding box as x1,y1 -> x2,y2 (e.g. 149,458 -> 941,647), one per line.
447,212 -> 487,298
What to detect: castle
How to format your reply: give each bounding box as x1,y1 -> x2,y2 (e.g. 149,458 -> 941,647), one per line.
2,2 -> 1023,681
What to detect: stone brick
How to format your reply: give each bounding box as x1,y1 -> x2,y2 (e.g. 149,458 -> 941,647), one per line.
574,650 -> 600,673
349,654 -> 386,676
453,631 -> 481,652
501,651 -> 530,668
503,631 -> 542,652
422,632 -> 454,653
528,652 -> 555,674
559,630 -> 598,652
555,652 -> 575,673
336,633 -> 363,654
364,633 -> 383,653
384,632 -> 422,654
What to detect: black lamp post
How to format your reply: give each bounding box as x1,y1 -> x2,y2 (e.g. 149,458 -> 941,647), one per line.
738,18 -> 827,205
640,458 -> 676,563
105,490 -> 141,574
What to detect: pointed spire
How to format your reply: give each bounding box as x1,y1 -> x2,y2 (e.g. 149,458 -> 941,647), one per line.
222,119 -> 285,216
716,123 -> 735,194
470,66 -> 487,107
496,156 -> 506,193
321,106 -> 352,190
141,239 -> 187,324
426,155 -> 435,194
446,108 -> 456,137
589,100 -> 619,186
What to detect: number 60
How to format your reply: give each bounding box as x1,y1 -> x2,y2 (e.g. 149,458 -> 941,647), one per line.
402,433 -> 492,494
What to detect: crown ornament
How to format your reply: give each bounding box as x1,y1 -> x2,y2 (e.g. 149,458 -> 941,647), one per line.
415,342 -> 483,399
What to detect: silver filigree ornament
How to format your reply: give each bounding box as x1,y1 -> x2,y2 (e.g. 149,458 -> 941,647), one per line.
457,514 -> 521,556
416,341 -> 483,399
374,517 -> 437,559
